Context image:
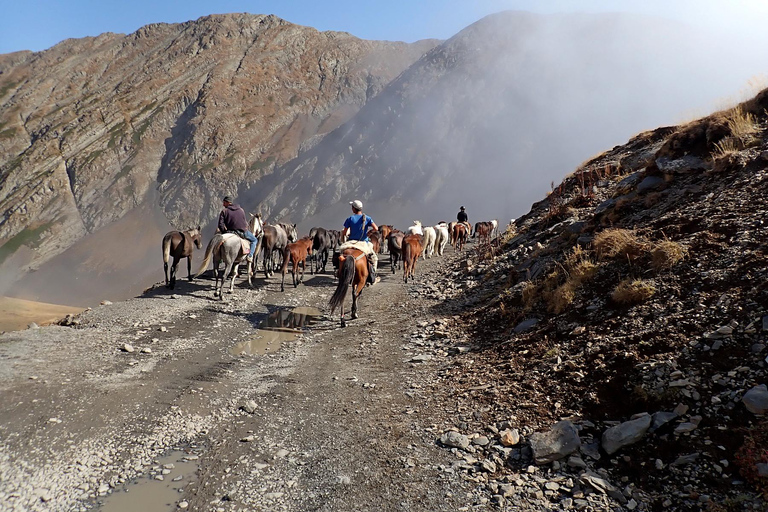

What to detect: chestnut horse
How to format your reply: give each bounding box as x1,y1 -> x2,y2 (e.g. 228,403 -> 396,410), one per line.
378,225 -> 393,253
402,234 -> 423,283
328,248 -> 369,327
162,226 -> 202,289
453,223 -> 468,251
281,237 -> 313,292
474,221 -> 493,245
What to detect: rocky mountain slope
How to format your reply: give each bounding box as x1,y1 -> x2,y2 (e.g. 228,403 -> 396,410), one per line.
251,11 -> 768,230
426,88 -> 768,509
0,13 -> 436,273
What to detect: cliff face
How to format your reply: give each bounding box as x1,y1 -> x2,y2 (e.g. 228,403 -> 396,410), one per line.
253,12 -> 768,229
0,13 -> 436,273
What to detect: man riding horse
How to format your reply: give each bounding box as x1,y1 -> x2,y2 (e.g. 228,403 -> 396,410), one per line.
339,199 -> 380,285
218,195 -> 259,263
457,205 -> 471,237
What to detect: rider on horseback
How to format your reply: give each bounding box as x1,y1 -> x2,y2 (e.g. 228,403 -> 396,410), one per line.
218,196 -> 258,262
457,206 -> 471,237
339,200 -> 380,285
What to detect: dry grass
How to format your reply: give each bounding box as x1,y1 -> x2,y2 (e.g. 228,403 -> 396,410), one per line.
611,279 -> 656,305
651,239 -> 688,270
593,229 -> 647,262
543,246 -> 600,314
713,106 -> 761,156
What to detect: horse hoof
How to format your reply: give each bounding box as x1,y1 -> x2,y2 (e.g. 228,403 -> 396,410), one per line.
341,320 -> 346,328
351,313 -> 358,320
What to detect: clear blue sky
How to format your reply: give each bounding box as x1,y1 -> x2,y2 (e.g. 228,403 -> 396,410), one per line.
1,0 -> 766,54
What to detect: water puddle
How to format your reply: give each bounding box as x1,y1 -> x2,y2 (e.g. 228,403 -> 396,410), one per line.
230,306 -> 322,356
98,451 -> 199,512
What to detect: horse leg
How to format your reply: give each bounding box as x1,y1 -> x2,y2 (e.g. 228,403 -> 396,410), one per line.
351,280 -> 363,320
340,301 -> 346,328
164,261 -> 170,287
170,257 -> 180,289
228,263 -> 238,294
187,256 -> 194,281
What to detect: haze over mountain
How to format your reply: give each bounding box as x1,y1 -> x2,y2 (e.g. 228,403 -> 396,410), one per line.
0,11 -> 766,305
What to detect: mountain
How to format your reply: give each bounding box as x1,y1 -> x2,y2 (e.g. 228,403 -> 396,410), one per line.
252,12 -> 768,229
0,13 -> 436,278
440,88 -> 768,507
2,11 -> 767,305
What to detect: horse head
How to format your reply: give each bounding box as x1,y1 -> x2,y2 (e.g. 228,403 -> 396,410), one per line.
249,213 -> 263,237
189,226 -> 203,249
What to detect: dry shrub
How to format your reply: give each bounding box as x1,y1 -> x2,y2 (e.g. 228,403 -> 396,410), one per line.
713,106 -> 761,156
520,281 -> 538,312
734,421 -> 768,498
651,239 -> 688,270
611,279 -> 656,305
644,192 -> 662,208
593,229 -> 647,261
544,246 -> 599,314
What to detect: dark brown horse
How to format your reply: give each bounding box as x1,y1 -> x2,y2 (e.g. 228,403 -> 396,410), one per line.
162,227 -> 202,289
261,223 -> 298,278
452,223 -> 468,251
281,237 -> 313,292
474,221 -> 493,245
368,229 -> 382,254
386,230 -> 405,273
402,234 -> 423,283
328,248 -> 369,327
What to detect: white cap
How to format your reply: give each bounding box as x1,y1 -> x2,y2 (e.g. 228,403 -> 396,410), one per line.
350,200 -> 363,210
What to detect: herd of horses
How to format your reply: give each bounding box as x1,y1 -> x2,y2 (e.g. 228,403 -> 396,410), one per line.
161,214 -> 500,326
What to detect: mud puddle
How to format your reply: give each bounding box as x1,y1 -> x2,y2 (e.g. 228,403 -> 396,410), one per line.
230,306 -> 321,356
97,450 -> 199,511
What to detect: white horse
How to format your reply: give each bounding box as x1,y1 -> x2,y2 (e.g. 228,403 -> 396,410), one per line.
490,219 -> 499,239
407,220 -> 423,236
195,234 -> 252,299
422,226 -> 436,259
433,223 -> 449,256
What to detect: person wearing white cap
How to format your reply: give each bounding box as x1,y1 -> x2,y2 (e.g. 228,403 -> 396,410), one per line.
338,199 -> 380,285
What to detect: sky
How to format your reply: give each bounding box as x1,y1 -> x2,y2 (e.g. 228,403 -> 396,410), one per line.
1,0 -> 768,54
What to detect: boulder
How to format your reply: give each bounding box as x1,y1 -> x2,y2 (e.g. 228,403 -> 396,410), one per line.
601,414 -> 651,455
530,420 -> 581,464
440,431 -> 470,450
743,384 -> 768,414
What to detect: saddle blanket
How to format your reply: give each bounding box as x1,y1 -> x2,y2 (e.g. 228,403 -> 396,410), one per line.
222,233 -> 251,255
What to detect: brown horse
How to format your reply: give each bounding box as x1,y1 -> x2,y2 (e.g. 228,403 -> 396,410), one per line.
386,230 -> 405,273
281,237 -> 313,292
162,227 -> 202,289
368,229 -> 382,254
474,221 -> 493,245
453,223 -> 468,251
378,225 -> 393,253
402,234 -> 423,283
328,248 -> 369,327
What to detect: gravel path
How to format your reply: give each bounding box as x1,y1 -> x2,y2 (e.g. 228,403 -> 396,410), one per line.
0,251 -> 479,512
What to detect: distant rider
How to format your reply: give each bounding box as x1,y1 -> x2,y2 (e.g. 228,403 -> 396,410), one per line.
338,199 -> 380,285
218,195 -> 258,263
457,205 -> 471,235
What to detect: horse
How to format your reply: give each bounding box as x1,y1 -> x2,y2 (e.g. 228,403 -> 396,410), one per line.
378,225 -> 393,253
421,226 -> 436,259
434,223 -> 449,256
310,227 -> 333,274
407,221 -> 423,236
281,237 -> 313,292
328,247 -> 369,327
448,221 -> 457,245
453,223 -> 468,251
195,233 -> 252,299
402,234 -> 423,283
162,226 -> 202,289
368,229 -> 382,255
386,230 -> 405,273
246,213 -> 264,276
474,221 -> 494,245
261,222 -> 298,278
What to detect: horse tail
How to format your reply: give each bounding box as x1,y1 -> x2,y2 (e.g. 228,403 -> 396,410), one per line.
195,234 -> 221,277
329,256 -> 355,314
162,233 -> 172,264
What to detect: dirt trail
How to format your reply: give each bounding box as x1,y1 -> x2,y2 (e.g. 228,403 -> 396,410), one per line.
0,249 -> 478,512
